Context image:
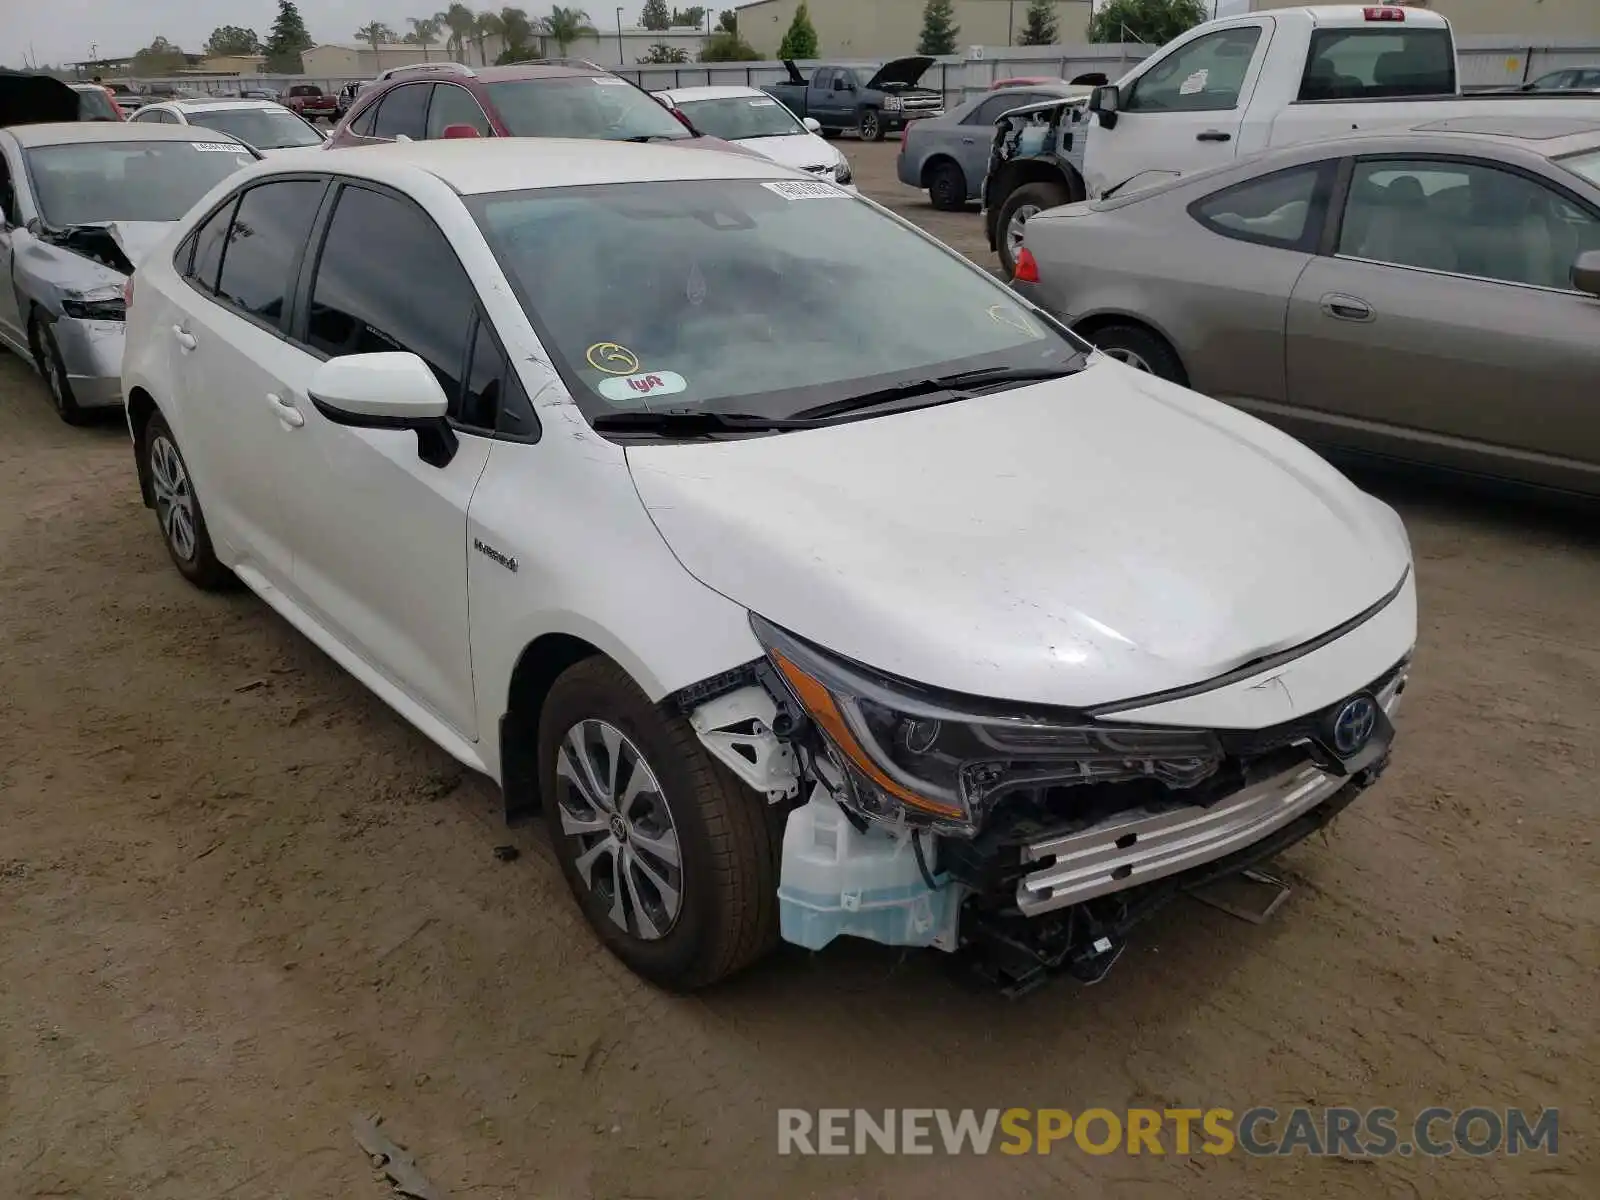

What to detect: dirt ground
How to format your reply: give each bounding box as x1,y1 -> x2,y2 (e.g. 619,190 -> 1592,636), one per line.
1,140 -> 1597,1200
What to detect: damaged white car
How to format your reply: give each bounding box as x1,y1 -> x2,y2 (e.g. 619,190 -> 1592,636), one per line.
121,140 -> 1416,992
1,76 -> 257,422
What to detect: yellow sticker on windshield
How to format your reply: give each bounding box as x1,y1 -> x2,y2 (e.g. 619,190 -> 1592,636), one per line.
586,342 -> 641,375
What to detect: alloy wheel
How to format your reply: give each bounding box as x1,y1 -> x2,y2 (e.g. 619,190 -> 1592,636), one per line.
860,111 -> 879,140
1102,348 -> 1153,373
555,719 -> 683,941
1005,203 -> 1041,254
149,434 -> 198,562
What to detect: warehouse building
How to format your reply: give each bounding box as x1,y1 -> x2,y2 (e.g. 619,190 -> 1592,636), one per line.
735,0 -> 1095,60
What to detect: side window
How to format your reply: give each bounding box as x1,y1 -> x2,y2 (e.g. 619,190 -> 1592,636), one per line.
461,314 -> 538,437
1191,162 -> 1331,251
965,95 -> 1021,125
1338,158 -> 1600,290
0,153 -> 15,225
427,84 -> 492,139
349,99 -> 380,137
373,84 -> 432,140
214,181 -> 326,325
306,185 -> 475,409
1125,27 -> 1262,113
186,198 -> 238,295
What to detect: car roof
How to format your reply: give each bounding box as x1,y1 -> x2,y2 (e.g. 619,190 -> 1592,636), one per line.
163,99 -> 287,112
6,121 -> 248,148
259,137 -> 805,194
658,85 -> 767,102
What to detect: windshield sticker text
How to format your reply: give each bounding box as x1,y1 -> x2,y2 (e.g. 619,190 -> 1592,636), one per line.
749,98 -> 778,106
761,180 -> 847,201
592,77 -> 628,86
191,141 -> 246,152
586,341 -> 641,375
597,370 -> 687,404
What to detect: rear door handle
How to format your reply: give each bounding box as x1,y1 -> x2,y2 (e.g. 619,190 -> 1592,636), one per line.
172,325 -> 197,352
1320,293 -> 1374,322
1197,130 -> 1232,143
267,391 -> 305,429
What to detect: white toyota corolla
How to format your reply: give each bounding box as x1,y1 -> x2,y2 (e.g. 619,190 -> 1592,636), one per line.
121,139 -> 1415,992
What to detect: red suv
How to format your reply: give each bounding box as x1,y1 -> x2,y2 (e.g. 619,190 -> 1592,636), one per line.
326,61 -> 720,148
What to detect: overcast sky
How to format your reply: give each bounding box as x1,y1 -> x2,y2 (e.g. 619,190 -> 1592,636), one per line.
11,0 -> 1257,70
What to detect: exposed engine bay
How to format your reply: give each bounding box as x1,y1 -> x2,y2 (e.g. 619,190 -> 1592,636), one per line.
37,223 -> 137,277
678,640 -> 1408,995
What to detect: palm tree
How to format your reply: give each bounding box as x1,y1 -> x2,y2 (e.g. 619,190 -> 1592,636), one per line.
472,11 -> 504,65
542,6 -> 597,56
499,7 -> 537,60
408,16 -> 442,60
438,3 -> 476,61
355,22 -> 397,69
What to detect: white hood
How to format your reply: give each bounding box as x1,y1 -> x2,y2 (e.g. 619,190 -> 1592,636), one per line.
732,132 -> 842,176
625,361 -> 1411,709
104,221 -> 173,269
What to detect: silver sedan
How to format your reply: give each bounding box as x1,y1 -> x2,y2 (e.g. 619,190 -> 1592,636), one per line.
0,119 -> 257,422
1017,118 -> 1600,497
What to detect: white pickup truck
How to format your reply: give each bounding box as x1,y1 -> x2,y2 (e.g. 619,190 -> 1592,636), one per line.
984,4 -> 1600,273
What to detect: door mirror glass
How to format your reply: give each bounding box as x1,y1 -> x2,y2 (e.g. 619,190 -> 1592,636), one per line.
309,352 -> 448,422
1574,249 -> 1600,297
1088,84 -> 1119,115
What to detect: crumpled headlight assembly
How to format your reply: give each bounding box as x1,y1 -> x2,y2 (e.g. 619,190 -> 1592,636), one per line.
834,158 -> 853,185
752,615 -> 1223,838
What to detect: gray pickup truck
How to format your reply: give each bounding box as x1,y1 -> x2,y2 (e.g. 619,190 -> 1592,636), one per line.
762,56 -> 945,141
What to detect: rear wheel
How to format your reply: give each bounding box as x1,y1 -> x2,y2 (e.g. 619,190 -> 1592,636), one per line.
927,160 -> 967,211
1086,323 -> 1186,384
539,658 -> 780,990
858,108 -> 884,142
143,413 -> 233,590
996,180 -> 1070,278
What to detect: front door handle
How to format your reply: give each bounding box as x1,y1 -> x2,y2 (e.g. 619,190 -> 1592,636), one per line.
172,325 -> 197,352
1320,293 -> 1374,322
961,135 -> 975,144
1197,130 -> 1233,143
267,392 -> 305,429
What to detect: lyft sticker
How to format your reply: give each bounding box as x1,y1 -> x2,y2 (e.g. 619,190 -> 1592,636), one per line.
597,370 -> 688,404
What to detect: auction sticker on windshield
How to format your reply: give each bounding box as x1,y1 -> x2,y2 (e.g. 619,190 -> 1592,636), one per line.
592,77 -> 628,86
761,180 -> 847,200
597,370 -> 687,404
191,142 -> 247,152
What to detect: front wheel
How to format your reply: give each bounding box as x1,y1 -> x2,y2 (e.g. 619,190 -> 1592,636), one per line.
995,180 -> 1070,278
858,108 -> 884,142
29,316 -> 85,425
539,658 -> 780,990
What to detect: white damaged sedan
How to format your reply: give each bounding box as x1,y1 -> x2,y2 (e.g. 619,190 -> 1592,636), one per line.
120,139 -> 1414,991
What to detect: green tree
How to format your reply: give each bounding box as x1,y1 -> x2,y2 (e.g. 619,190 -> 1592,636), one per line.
1087,0 -> 1207,45
496,7 -> 537,59
263,0 -> 314,73
639,42 -> 689,63
699,30 -> 759,61
132,36 -> 187,76
640,0 -> 672,31
205,25 -> 261,56
917,0 -> 959,55
438,2 -> 477,59
355,21 -> 396,70
716,8 -> 738,34
776,1 -> 819,60
541,5 -> 597,55
671,5 -> 707,26
406,16 -> 442,58
1018,0 -> 1058,46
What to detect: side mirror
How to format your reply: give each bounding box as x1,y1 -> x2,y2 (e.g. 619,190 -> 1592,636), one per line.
1574,250 -> 1600,298
393,132 -> 413,143
308,352 -> 458,467
803,116 -> 822,133
441,123 -> 481,139
1089,83 -> 1120,128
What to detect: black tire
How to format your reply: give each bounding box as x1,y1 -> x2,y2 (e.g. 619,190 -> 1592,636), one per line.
1085,323 -> 1186,384
539,657 -> 780,990
142,412 -> 233,590
995,179 -> 1071,278
858,107 -> 885,142
29,315 -> 85,425
926,159 -> 967,211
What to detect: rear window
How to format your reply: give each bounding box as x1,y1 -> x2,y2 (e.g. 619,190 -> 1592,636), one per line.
75,88 -> 120,121
187,108 -> 325,150
1558,149 -> 1600,186
483,77 -> 689,141
1298,28 -> 1455,101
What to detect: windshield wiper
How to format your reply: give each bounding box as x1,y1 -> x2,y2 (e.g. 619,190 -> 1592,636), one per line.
790,364 -> 1083,423
591,409 -> 815,435
621,133 -> 684,143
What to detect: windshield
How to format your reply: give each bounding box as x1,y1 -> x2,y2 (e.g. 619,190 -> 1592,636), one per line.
470,179 -> 1082,426
678,95 -> 804,139
74,88 -> 120,121
1559,148 -> 1600,186
26,140 -> 255,226
187,107 -> 323,149
484,77 -> 689,140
